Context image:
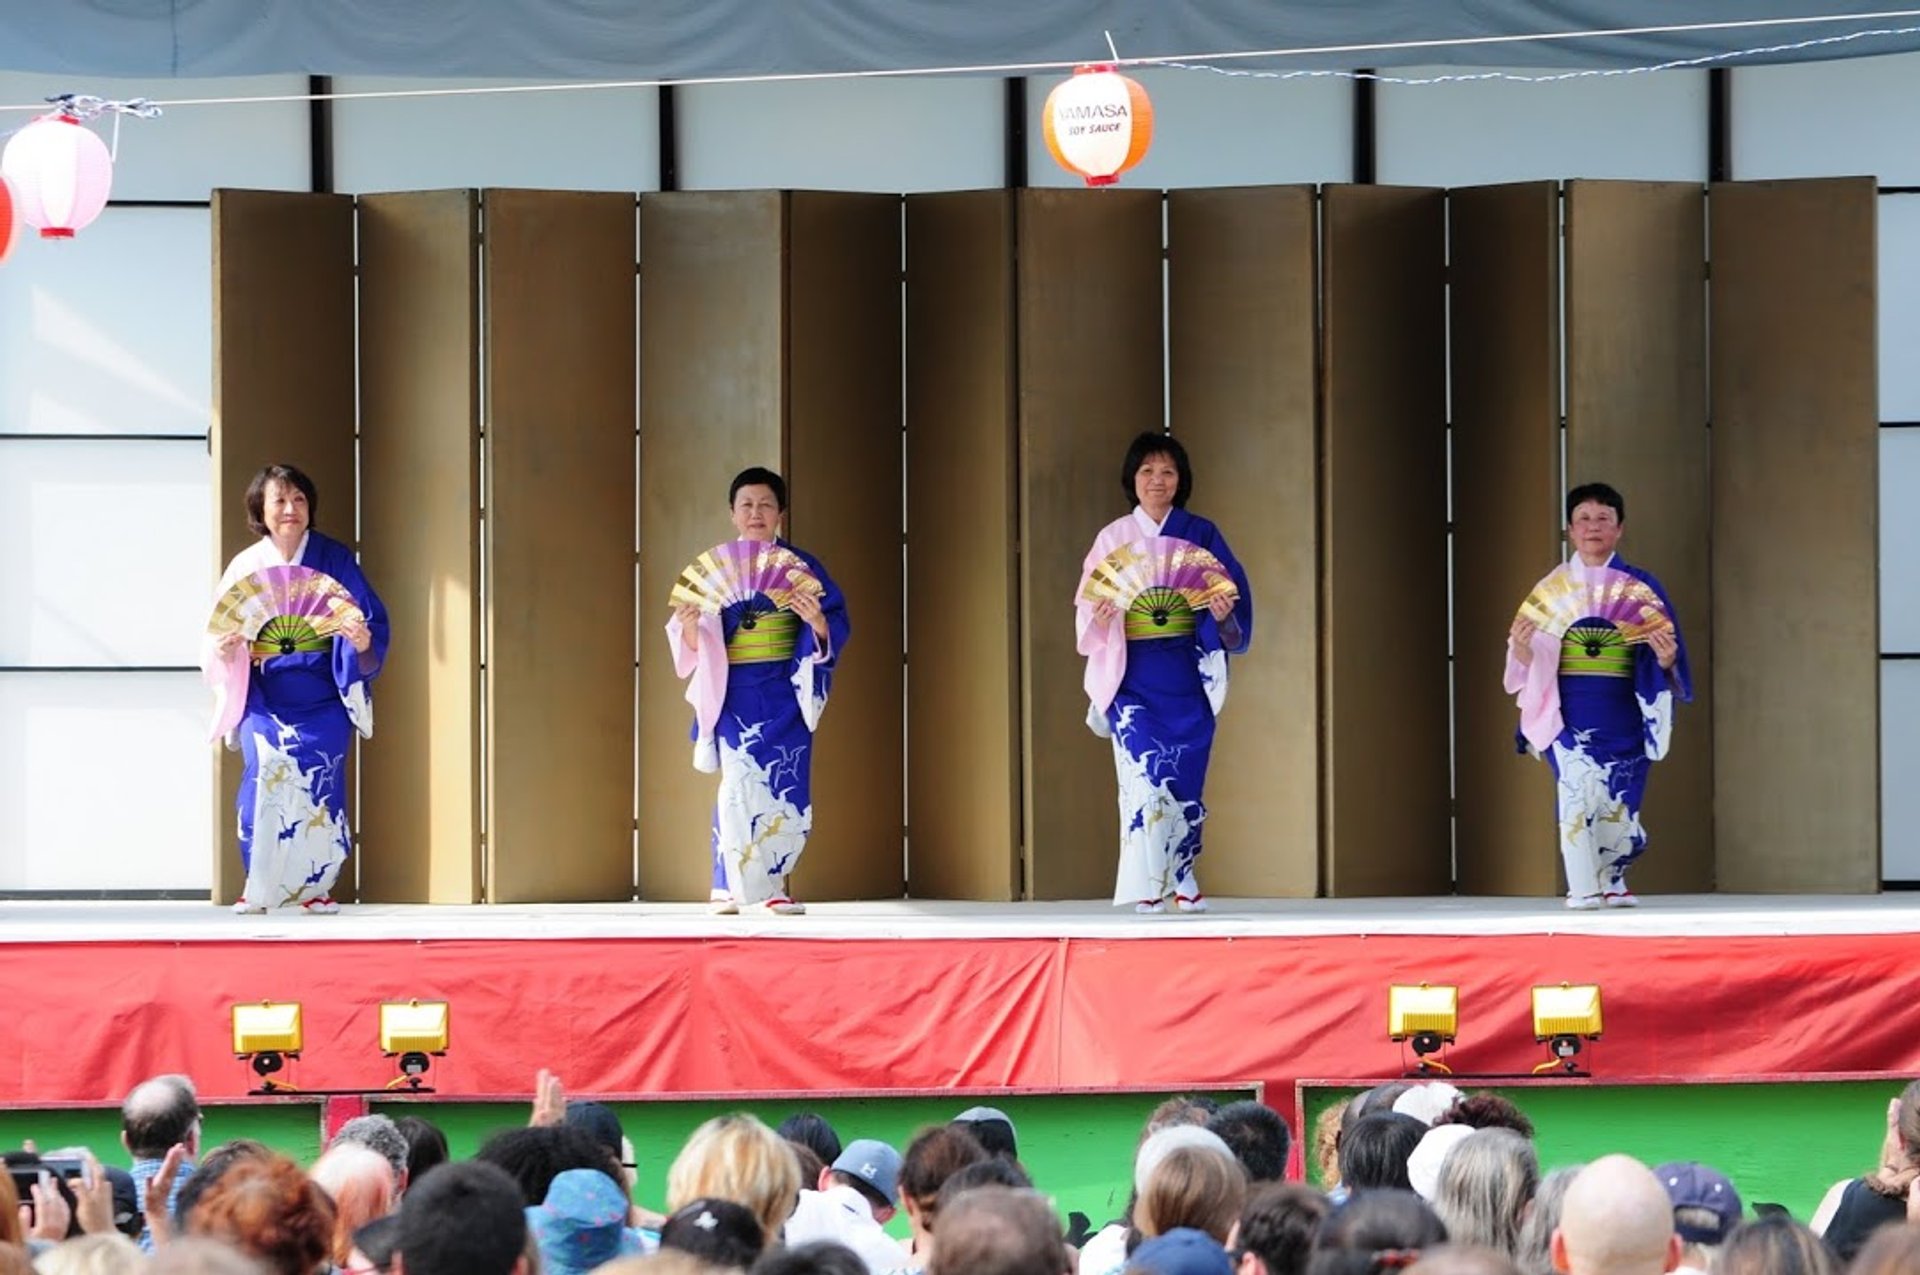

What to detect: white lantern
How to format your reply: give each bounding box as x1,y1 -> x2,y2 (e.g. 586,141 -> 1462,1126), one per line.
1043,65 -> 1154,186
1,114 -> 114,239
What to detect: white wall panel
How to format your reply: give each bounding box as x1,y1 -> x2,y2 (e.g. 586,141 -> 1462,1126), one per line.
0,440 -> 211,666
0,672 -> 211,891
332,77 -> 657,193
1733,52 -> 1920,184
0,73 -> 309,200
0,207 -> 212,436
1881,195 -> 1920,421
1025,68 -> 1351,189
679,76 -> 1001,192
1379,67 -> 1708,187
1881,430 -> 1920,652
1882,660 -> 1920,881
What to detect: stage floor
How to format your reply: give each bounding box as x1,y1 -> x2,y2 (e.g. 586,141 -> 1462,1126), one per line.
4,892 -> 1918,943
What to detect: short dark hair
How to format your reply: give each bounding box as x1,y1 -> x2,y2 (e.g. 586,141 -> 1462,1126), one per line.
393,1115 -> 449,1187
827,1169 -> 893,1214
752,1240 -> 868,1275
1337,1114 -> 1426,1194
662,1196 -> 767,1269
776,1112 -> 842,1167
933,1156 -> 1034,1214
1237,1182 -> 1330,1275
1565,482 -> 1625,525
351,1214 -> 402,1272
731,466 -> 788,511
901,1126 -> 989,1214
1432,1094 -> 1534,1141
474,1124 -> 618,1207
1120,432 -> 1194,510
244,464 -> 319,538
1208,1101 -> 1293,1185
926,1187 -> 1065,1275
1308,1189 -> 1447,1275
122,1074 -> 201,1161
395,1160 -> 527,1275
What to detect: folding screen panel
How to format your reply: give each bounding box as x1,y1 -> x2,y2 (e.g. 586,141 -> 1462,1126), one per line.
636,191 -> 905,902
1320,185 -> 1451,896
903,192 -> 1022,900
1564,180 -> 1712,893
1165,185 -> 1320,897
356,190 -> 483,903
1449,182 -> 1563,897
209,190 -> 356,904
1016,189 -> 1165,900
484,190 -> 638,902
637,192 -> 785,902
785,192 -> 906,901
1710,178 -> 1879,892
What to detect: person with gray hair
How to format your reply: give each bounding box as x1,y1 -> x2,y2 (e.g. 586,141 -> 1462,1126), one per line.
1516,1167 -> 1582,1275
1550,1157 -> 1682,1275
927,1186 -> 1070,1275
1431,1130 -> 1538,1259
331,1114 -> 411,1197
120,1074 -> 201,1253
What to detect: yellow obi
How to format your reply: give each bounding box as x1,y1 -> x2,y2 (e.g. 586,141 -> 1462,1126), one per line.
1125,588 -> 1197,641
726,607 -> 800,664
1561,624 -> 1633,678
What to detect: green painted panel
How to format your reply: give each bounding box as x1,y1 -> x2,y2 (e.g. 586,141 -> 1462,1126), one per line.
373,1090 -> 1254,1240
1301,1080 -> 1906,1222
0,1102 -> 325,1169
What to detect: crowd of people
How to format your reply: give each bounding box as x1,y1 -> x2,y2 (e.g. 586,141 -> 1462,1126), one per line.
5,1072 -> 1918,1275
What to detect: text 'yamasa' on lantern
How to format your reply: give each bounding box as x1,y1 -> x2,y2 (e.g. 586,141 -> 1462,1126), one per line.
1043,65 -> 1154,186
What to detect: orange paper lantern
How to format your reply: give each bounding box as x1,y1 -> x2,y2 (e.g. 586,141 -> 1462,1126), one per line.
0,176 -> 20,264
1042,64 -> 1153,186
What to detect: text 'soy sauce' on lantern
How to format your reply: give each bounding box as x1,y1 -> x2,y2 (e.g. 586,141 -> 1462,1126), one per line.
1043,64 -> 1153,186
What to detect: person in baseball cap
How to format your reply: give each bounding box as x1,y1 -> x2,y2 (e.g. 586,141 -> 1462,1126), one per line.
785,1137 -> 909,1272
1655,1161 -> 1743,1275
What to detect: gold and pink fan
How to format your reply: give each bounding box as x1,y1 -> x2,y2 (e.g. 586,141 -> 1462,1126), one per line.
207,565 -> 365,657
1080,536 -> 1240,623
669,539 -> 824,614
1516,567 -> 1672,644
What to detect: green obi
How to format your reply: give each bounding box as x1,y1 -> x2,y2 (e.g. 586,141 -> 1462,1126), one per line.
727,607 -> 799,664
1125,588 -> 1197,641
1561,624 -> 1633,678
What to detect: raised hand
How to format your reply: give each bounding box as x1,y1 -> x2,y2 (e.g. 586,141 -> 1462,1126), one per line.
1508,616 -> 1539,666
789,590 -> 829,642
1647,628 -> 1678,671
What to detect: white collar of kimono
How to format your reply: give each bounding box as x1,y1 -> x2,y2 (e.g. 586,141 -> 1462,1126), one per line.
1568,550 -> 1617,571
1131,505 -> 1169,537
263,531 -> 309,566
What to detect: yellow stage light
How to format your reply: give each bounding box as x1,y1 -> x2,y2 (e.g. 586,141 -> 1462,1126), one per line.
1388,983 -> 1458,1074
1532,983 -> 1603,1074
380,1000 -> 449,1091
232,1001 -> 302,1056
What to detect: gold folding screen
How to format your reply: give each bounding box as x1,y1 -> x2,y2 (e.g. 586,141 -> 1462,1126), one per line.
483,190 -> 639,903
903,192 -> 1022,900
209,190 -> 357,904
636,191 -> 905,903
1320,186 -> 1452,896
1564,181 -> 1712,893
1016,189 -> 1166,901
1165,186 -> 1320,897
356,191 -> 483,904
1709,178 -> 1880,892
1450,182 -> 1563,896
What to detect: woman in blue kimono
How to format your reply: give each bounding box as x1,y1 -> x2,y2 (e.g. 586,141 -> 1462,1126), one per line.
1075,434 -> 1253,913
1505,482 -> 1689,909
204,464 -> 389,914
669,467 -> 851,916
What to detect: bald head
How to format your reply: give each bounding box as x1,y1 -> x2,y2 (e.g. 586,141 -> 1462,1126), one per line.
1552,1157 -> 1681,1275
122,1074 -> 201,1160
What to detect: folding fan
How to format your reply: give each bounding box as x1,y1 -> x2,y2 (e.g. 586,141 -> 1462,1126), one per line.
669,539 -> 825,614
1080,536 -> 1240,627
1516,566 -> 1673,645
207,565 -> 366,657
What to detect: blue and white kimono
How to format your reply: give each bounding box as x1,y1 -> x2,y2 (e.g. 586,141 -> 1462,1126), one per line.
204,531 -> 389,910
1506,554 -> 1690,899
669,541 -> 849,905
1076,506 -> 1254,906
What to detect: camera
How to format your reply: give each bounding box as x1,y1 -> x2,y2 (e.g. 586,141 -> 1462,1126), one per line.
5,1155 -> 83,1229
